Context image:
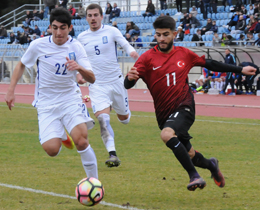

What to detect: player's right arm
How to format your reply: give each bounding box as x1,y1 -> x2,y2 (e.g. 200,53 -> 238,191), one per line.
5,61 -> 26,110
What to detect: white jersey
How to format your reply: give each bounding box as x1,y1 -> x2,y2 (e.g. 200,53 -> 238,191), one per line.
21,35 -> 92,107
77,25 -> 135,85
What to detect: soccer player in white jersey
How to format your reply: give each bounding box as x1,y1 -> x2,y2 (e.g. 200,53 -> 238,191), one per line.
5,8 -> 99,179
77,4 -> 139,167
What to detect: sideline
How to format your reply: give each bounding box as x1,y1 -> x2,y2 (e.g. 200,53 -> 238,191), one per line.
0,183 -> 146,210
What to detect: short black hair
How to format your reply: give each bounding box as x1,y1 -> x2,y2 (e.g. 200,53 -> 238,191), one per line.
153,16 -> 176,31
86,3 -> 103,16
50,7 -> 72,27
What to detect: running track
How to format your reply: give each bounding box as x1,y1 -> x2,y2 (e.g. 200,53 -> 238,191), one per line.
0,84 -> 259,120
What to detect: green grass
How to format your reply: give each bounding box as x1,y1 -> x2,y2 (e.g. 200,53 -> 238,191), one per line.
0,102 -> 260,210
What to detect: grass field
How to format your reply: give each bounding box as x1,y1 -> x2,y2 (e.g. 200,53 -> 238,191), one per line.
0,102 -> 260,210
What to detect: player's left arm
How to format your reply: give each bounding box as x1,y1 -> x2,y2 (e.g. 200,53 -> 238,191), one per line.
204,59 -> 256,76
65,57 -> 95,84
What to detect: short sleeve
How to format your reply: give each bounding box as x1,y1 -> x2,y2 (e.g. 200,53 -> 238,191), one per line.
75,42 -> 92,71
21,41 -> 40,68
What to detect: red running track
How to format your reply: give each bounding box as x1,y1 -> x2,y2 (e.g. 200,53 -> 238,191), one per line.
0,84 -> 259,120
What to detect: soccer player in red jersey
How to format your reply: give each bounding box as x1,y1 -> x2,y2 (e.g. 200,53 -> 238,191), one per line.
124,16 -> 256,191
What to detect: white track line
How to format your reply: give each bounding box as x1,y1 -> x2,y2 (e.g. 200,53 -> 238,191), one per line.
0,183 -> 145,210
0,104 -> 259,126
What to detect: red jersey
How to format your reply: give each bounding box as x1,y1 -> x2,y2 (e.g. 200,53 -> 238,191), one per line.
134,46 -> 206,128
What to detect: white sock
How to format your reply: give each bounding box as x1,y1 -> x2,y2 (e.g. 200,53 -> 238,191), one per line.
211,81 -> 215,89
216,81 -> 221,90
77,145 -> 98,179
97,113 -> 115,152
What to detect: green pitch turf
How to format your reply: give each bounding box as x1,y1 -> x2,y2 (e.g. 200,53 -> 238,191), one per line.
0,103 -> 259,210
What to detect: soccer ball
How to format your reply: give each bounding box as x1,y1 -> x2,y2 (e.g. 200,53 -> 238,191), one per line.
83,95 -> 90,102
75,177 -> 104,206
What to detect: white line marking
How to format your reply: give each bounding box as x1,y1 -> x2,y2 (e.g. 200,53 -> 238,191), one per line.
0,183 -> 145,210
0,105 -> 259,126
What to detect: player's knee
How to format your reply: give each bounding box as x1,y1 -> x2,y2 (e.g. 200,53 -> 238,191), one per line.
118,112 -> 131,124
44,146 -> 62,157
75,138 -> 89,151
160,127 -> 176,143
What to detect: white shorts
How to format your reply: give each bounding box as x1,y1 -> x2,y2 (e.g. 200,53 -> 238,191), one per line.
199,75 -> 206,82
37,100 -> 95,145
89,76 -> 130,115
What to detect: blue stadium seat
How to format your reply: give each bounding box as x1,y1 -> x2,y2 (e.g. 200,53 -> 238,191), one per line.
212,13 -> 216,20
225,6 -> 230,12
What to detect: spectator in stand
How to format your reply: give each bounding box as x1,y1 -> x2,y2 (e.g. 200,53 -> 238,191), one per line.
125,33 -> 133,45
220,48 -> 237,95
23,25 -> 34,36
176,0 -> 183,13
160,0 -> 167,10
59,0 -> 68,8
220,32 -> 228,46
244,15 -> 255,33
192,29 -> 204,46
235,0 -> 243,11
189,13 -> 201,28
142,0 -> 155,17
246,32 -> 255,45
201,18 -> 212,35
190,6 -> 198,17
237,34 -> 245,46
109,3 -> 121,21
231,15 -> 246,34
203,0 -> 211,20
223,10 -> 241,31
212,32 -> 221,46
205,20 -> 218,35
68,4 -> 76,17
247,17 -> 258,33
18,32 -> 28,45
43,0 -> 49,19
254,32 -> 260,45
78,5 -> 86,19
182,13 -> 191,31
198,0 -> 204,14
33,25 -> 41,36
0,25 -> 8,39
133,35 -> 143,48
254,18 -> 260,33
32,9 -> 43,21
45,0 -> 58,13
126,21 -> 140,36
25,10 -> 33,25
0,58 -> 9,82
186,0 -> 191,14
175,26 -> 184,41
211,0 -> 218,14
104,3 -> 112,23
112,21 -> 118,28
254,3 -> 259,14
240,4 -> 247,15
8,32 -> 16,44
224,35 -> 237,45
40,31 -> 47,37
27,36 -> 32,44
247,4 -> 254,16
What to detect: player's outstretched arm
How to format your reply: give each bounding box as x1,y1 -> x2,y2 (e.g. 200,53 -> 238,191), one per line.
205,59 -> 256,75
124,67 -> 139,89
5,61 -> 26,110
65,57 -> 95,84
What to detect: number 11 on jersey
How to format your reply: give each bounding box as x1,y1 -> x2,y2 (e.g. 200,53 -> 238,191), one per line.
166,73 -> 176,86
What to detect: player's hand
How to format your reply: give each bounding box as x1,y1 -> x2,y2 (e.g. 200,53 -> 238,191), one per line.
241,66 -> 256,75
76,73 -> 86,84
127,67 -> 139,81
130,51 -> 139,60
5,91 -> 15,110
65,57 -> 80,71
